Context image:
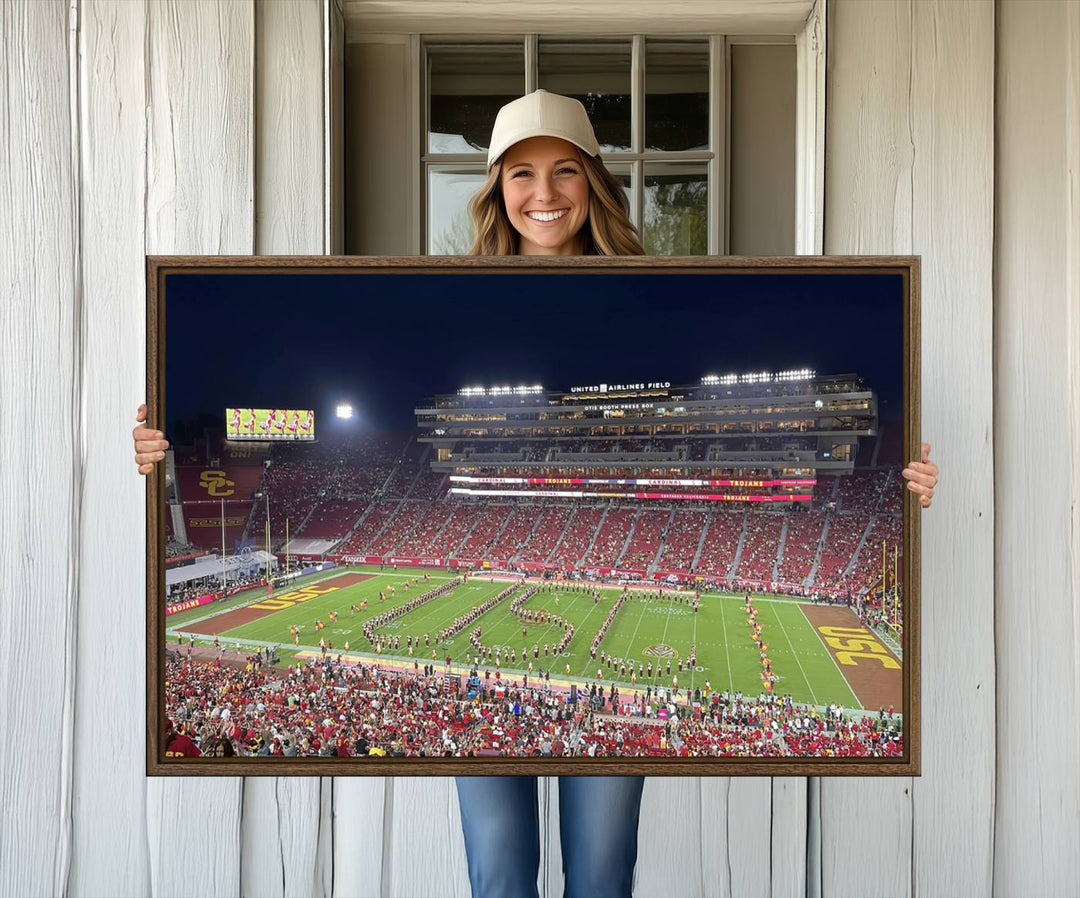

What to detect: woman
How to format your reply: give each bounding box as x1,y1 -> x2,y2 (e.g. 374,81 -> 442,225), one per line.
133,91 -> 939,898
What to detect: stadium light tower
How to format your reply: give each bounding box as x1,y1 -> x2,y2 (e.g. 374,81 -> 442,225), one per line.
336,404 -> 354,419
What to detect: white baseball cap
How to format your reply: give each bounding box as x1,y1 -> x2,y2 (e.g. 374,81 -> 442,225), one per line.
486,90 -> 601,168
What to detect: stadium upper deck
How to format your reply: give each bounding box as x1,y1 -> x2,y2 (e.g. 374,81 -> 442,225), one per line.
415,370 -> 877,478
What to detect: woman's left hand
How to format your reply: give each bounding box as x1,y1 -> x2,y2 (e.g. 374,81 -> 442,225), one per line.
902,442 -> 938,508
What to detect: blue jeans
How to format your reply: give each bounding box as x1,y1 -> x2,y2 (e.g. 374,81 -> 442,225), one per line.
455,775 -> 646,898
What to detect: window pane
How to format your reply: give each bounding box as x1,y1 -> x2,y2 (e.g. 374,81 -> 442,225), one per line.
645,40 -> 709,152
538,40 -> 631,153
604,163 -> 634,222
428,44 -> 524,154
643,163 -> 707,255
729,44 -> 795,254
428,167 -> 487,254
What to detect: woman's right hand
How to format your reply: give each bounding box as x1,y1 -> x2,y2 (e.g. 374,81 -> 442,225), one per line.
133,403 -> 170,475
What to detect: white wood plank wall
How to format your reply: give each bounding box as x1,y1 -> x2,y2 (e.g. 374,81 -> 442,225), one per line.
994,1 -> 1080,894
71,0 -> 151,894
824,3 -> 996,897
142,0 -> 252,893
0,2 -> 78,896
0,2 -> 1076,897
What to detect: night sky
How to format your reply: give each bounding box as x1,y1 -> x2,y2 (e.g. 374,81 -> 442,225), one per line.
164,270 -> 905,442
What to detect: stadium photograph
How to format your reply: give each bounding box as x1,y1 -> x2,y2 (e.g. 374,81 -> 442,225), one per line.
153,260 -> 914,771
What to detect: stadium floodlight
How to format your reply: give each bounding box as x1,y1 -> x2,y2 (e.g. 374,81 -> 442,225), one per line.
336,404 -> 353,419
740,371 -> 771,384
701,374 -> 720,385
775,368 -> 815,382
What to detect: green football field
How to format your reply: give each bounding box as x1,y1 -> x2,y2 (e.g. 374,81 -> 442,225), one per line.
167,566 -> 861,708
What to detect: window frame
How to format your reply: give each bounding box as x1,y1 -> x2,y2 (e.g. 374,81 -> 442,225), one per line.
412,2 -> 825,257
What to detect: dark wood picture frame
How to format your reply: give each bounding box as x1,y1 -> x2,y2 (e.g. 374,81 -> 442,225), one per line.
147,255 -> 920,776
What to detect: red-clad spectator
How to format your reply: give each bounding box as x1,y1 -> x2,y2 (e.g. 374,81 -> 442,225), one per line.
163,718 -> 201,757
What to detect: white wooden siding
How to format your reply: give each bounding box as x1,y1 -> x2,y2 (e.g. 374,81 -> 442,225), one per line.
0,2 -> 78,895
993,1 -> 1080,894
823,3 -> 996,897
0,1 -> 1076,897
71,0 -> 152,894
143,1 -> 253,890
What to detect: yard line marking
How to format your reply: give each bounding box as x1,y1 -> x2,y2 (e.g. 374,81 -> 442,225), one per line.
719,596 -> 735,693
647,601 -> 674,688
621,598 -> 649,680
690,601 -> 699,692
768,601 -> 818,705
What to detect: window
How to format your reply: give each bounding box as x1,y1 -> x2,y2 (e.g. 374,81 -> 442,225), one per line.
422,36 -> 795,256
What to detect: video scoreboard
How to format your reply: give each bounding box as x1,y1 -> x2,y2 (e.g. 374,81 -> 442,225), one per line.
226,408 -> 315,441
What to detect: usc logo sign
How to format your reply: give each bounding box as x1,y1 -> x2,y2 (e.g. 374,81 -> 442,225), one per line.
199,470 -> 235,497
251,584 -> 340,611
817,625 -> 900,669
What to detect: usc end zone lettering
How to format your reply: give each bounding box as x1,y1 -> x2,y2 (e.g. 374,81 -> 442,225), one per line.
817,625 -> 900,669
250,584 -> 339,610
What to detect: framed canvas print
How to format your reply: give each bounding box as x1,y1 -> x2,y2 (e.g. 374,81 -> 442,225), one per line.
146,256 -> 920,776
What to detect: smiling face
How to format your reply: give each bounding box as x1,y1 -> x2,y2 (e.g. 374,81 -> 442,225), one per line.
499,136 -> 590,255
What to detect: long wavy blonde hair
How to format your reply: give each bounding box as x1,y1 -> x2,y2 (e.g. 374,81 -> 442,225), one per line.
468,148 -> 645,256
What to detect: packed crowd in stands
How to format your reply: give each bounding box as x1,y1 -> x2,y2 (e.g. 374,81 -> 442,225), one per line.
458,504 -> 511,557
845,513 -> 903,589
654,510 -> 706,571
693,512 -> 744,578
775,511 -> 826,582
815,512 -> 873,587
428,506 -> 477,557
319,433 -> 407,499
258,456 -> 334,540
403,470 -> 449,504
549,508 -> 605,568
335,502 -> 399,556
837,468 -> 888,512
583,508 -> 637,567
515,506 -> 573,562
878,470 -> 903,514
380,440 -> 429,499
183,426 -> 904,598
368,503 -> 429,555
393,504 -> 455,556
299,499 -> 368,539
619,509 -> 670,570
812,474 -> 839,509
163,651 -> 902,759
737,514 -> 786,581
